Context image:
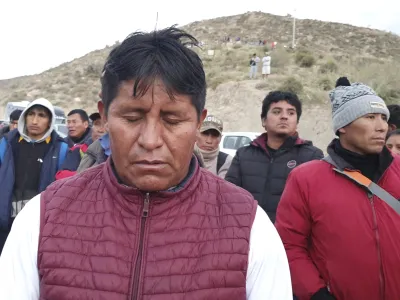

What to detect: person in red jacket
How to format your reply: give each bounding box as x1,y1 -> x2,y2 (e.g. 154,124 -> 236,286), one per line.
275,82 -> 400,300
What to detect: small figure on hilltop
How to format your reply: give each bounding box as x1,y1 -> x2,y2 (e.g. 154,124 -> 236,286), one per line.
262,52 -> 272,79
249,53 -> 260,79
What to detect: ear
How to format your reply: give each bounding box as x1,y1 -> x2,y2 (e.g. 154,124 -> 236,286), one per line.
338,127 -> 346,134
198,109 -> 207,130
389,124 -> 397,131
261,117 -> 267,128
98,101 -> 105,121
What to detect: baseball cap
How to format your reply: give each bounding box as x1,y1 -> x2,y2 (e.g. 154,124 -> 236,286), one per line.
200,115 -> 223,135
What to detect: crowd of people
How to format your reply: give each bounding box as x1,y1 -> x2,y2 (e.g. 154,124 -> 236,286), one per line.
0,26 -> 400,300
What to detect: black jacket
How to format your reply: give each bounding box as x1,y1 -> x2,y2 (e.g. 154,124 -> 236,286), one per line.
225,133 -> 324,222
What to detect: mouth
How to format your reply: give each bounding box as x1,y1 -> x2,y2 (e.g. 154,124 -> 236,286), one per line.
28,126 -> 40,131
134,160 -> 167,169
372,138 -> 386,143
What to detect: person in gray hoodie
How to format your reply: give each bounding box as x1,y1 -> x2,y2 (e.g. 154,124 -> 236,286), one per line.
0,98 -> 68,253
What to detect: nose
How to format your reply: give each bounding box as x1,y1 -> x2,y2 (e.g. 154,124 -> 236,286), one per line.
32,116 -> 39,124
205,134 -> 213,144
376,116 -> 388,132
137,120 -> 163,150
280,112 -> 288,119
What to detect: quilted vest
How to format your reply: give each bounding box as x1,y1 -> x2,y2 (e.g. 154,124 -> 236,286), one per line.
38,159 -> 257,300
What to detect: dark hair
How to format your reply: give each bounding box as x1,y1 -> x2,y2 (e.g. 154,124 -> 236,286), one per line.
68,109 -> 89,122
388,104 -> 400,129
386,129 -> 400,141
261,91 -> 302,121
101,26 -> 206,118
26,105 -> 52,120
9,109 -> 22,121
335,77 -> 351,87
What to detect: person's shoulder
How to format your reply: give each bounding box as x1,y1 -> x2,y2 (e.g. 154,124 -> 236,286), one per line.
200,168 -> 256,203
46,163 -> 104,194
290,159 -> 331,182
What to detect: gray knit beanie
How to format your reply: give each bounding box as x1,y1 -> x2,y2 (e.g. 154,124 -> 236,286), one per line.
329,83 -> 390,134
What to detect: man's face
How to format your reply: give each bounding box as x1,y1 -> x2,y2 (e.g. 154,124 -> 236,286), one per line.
67,113 -> 88,138
25,107 -> 51,139
386,134 -> 400,155
197,129 -> 221,151
91,118 -> 106,141
9,119 -> 18,131
104,80 -> 207,191
339,113 -> 388,155
262,100 -> 298,136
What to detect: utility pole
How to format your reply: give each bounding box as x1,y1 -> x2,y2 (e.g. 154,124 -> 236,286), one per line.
155,12 -> 159,30
292,10 -> 296,49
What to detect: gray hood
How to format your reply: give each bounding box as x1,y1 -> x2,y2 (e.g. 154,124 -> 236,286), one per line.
17,98 -> 56,143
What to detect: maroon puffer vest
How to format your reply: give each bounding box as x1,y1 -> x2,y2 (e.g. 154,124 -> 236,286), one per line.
38,159 -> 257,300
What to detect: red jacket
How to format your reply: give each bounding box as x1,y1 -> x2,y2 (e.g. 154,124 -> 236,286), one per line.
55,143 -> 89,180
38,159 -> 257,299
275,148 -> 400,300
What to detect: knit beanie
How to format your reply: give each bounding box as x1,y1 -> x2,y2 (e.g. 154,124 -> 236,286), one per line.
329,83 -> 390,134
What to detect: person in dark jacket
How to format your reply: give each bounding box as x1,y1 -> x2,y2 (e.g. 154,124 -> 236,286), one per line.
226,91 -> 323,222
275,83 -> 400,300
55,111 -> 105,179
65,109 -> 92,147
0,98 -> 68,253
0,109 -> 22,139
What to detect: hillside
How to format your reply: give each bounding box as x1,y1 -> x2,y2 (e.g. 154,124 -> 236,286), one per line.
1,11 -> 399,150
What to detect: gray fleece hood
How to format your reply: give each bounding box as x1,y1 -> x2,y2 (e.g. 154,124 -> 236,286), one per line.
17,98 -> 56,143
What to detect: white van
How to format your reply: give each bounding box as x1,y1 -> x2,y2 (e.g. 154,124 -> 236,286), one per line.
220,132 -> 261,157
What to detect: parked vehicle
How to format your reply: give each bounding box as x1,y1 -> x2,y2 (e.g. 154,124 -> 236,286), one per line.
220,132 -> 260,157
4,101 -> 66,124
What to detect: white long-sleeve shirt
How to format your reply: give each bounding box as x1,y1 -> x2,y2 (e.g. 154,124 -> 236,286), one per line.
0,194 -> 292,300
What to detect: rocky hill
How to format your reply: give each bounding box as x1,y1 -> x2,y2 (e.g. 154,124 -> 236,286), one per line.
1,11 -> 399,151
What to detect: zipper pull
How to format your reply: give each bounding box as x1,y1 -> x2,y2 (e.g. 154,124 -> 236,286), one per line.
143,193 -> 150,217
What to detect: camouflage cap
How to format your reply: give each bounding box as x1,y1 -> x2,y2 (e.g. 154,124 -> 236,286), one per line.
200,115 -> 223,135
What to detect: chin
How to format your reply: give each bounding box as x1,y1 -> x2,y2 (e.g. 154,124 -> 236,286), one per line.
131,175 -> 173,192
366,145 -> 385,155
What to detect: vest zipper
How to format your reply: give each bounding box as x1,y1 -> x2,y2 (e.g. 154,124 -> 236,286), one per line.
369,192 -> 385,300
131,192 -> 150,300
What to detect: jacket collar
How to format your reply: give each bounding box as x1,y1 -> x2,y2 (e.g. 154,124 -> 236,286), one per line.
326,138 -> 394,174
251,132 -> 310,154
103,155 -> 202,207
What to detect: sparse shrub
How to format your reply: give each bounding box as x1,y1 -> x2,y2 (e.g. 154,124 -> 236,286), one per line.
85,64 -> 103,77
318,78 -> 332,91
279,76 -> 303,94
208,77 -> 225,90
233,44 -> 242,49
295,50 -> 315,68
271,49 -> 291,69
319,60 -> 338,74
263,46 -> 269,53
255,82 -> 269,90
376,86 -> 400,104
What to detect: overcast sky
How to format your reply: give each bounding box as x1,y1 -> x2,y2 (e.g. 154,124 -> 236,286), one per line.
0,0 -> 399,79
